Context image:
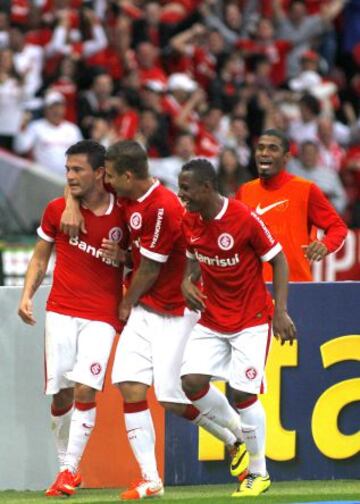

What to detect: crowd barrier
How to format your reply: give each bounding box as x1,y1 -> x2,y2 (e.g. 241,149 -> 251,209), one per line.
0,283 -> 359,490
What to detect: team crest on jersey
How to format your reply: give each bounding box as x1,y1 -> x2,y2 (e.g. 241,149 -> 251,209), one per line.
130,212 -> 142,230
218,233 -> 234,251
245,367 -> 257,380
108,227 -> 123,243
90,363 -> 102,376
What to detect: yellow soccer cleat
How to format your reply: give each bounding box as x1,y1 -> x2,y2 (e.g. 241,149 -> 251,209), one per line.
231,472 -> 271,497
229,442 -> 249,478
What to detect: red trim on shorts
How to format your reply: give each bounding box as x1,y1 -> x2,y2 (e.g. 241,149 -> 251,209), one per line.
123,400 -> 149,413
183,404 -> 200,421
186,384 -> 210,401
75,401 -> 96,411
235,396 -> 258,410
51,402 -> 73,417
260,320 -> 272,394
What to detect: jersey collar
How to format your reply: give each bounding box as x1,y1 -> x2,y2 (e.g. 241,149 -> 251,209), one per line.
214,197 -> 229,220
260,170 -> 293,190
104,192 -> 115,215
137,179 -> 160,202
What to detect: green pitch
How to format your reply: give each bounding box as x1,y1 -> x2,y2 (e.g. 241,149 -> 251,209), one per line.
0,480 -> 359,504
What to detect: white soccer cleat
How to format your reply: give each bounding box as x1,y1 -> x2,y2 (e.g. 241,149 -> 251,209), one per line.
120,479 -> 164,500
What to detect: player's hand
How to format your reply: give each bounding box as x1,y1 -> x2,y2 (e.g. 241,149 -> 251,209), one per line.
119,299 -> 132,322
303,241 -> 328,262
181,276 -> 207,312
100,239 -> 126,263
273,309 -> 296,346
60,206 -> 87,238
18,298 -> 36,325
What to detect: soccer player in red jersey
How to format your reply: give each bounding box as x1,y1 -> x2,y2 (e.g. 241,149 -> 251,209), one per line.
178,159 -> 297,497
18,141 -> 128,498
103,141 -> 249,500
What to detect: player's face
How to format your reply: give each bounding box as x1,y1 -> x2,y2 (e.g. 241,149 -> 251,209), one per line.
66,154 -> 99,197
105,160 -> 132,196
178,171 -> 207,212
255,135 -> 290,179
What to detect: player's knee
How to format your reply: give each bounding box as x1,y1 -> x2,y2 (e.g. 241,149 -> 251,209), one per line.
52,387 -> 74,410
116,381 -> 148,402
159,401 -> 187,416
232,389 -> 257,405
74,383 -> 96,403
181,374 -> 208,396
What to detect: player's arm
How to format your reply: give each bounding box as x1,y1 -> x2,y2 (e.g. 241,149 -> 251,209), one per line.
306,183 -> 348,262
181,256 -> 206,312
119,256 -> 161,321
18,239 -> 53,325
269,250 -> 296,346
60,186 -> 86,237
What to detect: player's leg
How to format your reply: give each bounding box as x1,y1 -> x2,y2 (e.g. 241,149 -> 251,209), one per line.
112,306 -> 163,500
180,323 -> 248,475
153,310 -> 238,450
229,322 -> 272,498
44,312 -> 78,497
51,318 -> 116,497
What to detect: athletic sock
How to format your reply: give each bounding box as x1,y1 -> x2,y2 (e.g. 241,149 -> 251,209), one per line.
186,384 -> 243,442
63,401 -> 96,474
236,397 -> 267,476
183,404 -> 237,446
51,402 -> 73,470
124,401 -> 160,482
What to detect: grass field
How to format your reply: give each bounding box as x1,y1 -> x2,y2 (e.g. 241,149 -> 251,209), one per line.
1,481 -> 359,504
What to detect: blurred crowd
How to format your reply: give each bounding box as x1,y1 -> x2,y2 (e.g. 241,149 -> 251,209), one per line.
0,0 -> 359,225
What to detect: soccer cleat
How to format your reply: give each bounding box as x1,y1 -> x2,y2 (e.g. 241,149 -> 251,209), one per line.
45,470 -> 81,497
231,472 -> 271,497
120,479 -> 164,500
229,441 -> 249,478
50,469 -> 77,497
44,481 -> 63,497
73,472 -> 82,488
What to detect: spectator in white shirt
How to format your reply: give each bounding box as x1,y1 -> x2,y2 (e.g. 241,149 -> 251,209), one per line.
14,90 -> 82,178
0,48 -> 29,150
9,26 -> 43,99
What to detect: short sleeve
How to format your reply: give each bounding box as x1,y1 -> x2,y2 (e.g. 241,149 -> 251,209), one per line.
37,202 -> 59,242
140,204 -> 181,263
249,211 -> 282,262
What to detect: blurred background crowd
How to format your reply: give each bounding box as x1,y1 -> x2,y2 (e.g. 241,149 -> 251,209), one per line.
0,0 -> 359,226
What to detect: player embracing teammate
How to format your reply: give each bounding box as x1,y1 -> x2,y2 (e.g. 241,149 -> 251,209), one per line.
20,139 -> 296,500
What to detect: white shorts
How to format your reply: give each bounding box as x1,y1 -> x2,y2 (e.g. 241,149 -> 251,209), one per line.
45,311 -> 116,395
111,305 -> 200,403
181,322 -> 272,394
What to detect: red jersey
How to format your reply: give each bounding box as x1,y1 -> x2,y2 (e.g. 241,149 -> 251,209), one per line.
120,180 -> 186,315
183,198 -> 281,333
38,194 -> 127,331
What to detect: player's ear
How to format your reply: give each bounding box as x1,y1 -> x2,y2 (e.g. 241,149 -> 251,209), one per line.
96,165 -> 105,179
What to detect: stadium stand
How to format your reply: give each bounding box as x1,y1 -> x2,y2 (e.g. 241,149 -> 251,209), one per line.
0,0 -> 359,282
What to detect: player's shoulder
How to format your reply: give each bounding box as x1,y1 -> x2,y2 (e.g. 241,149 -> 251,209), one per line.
150,183 -> 182,211
288,175 -> 313,188
45,197 -> 66,212
227,197 -> 252,218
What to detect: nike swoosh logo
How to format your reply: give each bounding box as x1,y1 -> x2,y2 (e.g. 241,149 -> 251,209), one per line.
82,423 -> 93,429
190,236 -> 201,243
146,485 -> 163,497
231,450 -> 248,471
255,200 -> 288,216
126,428 -> 141,434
